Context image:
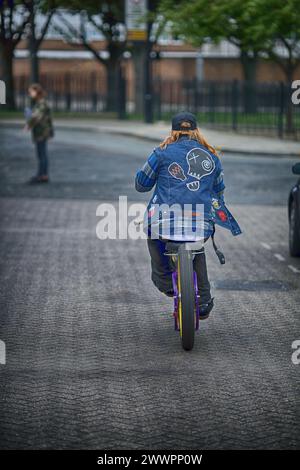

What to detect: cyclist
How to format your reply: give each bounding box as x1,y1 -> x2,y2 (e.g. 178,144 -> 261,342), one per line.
135,112 -> 241,319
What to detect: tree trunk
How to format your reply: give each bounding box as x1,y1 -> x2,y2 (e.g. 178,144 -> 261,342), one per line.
0,42 -> 15,110
240,50 -> 257,82
28,6 -> 39,84
240,50 -> 257,113
132,44 -> 146,117
106,57 -> 120,112
28,36 -> 39,83
29,46 -> 39,83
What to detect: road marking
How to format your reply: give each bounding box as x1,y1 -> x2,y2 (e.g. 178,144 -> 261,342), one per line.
260,242 -> 300,275
260,242 -> 271,250
288,265 -> 300,274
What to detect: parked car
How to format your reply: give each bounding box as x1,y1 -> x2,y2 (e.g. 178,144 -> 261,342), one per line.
288,162 -> 300,257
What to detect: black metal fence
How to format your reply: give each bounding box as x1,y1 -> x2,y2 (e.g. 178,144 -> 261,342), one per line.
14,72 -> 300,139
152,79 -> 300,139
15,72 -> 108,113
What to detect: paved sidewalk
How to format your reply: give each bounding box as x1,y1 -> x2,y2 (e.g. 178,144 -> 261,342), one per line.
1,118 -> 300,157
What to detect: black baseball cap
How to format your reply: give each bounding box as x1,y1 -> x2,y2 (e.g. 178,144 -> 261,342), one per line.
171,112 -> 197,131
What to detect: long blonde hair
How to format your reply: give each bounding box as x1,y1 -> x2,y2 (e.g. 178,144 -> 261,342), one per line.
159,121 -> 218,156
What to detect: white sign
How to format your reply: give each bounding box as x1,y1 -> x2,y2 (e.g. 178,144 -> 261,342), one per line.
125,0 -> 147,41
0,80 -> 6,104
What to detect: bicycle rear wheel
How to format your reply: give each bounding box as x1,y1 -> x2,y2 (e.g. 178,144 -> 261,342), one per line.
177,245 -> 195,351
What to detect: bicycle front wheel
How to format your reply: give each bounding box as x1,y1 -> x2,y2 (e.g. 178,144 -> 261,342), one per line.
177,245 -> 195,351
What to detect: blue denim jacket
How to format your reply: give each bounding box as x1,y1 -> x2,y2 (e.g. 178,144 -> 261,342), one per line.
135,136 -> 241,239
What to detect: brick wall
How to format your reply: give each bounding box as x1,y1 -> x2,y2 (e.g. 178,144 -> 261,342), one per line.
3,39 -> 300,86
12,57 -> 300,85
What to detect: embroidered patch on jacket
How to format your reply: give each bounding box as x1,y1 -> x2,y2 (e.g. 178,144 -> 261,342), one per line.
212,198 -> 221,209
217,210 -> 227,222
186,148 -> 215,181
186,181 -> 200,191
168,162 -> 186,181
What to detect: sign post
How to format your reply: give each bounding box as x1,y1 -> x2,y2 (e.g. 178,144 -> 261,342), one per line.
126,0 -> 153,123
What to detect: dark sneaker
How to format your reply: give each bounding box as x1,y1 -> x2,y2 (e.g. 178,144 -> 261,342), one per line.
28,175 -> 49,184
164,290 -> 174,298
199,298 -> 214,320
40,175 -> 49,183
28,176 -> 43,184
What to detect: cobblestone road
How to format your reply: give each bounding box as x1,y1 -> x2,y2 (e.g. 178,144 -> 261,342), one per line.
0,126 -> 299,449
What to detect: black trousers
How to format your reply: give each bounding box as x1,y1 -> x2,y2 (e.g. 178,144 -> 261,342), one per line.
147,238 -> 211,304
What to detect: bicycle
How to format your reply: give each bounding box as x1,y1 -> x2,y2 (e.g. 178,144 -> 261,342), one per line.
165,231 -> 225,351
165,241 -> 204,351
135,219 -> 225,351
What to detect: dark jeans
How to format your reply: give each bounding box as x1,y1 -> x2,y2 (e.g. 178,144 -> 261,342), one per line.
35,139 -> 48,177
147,238 -> 211,304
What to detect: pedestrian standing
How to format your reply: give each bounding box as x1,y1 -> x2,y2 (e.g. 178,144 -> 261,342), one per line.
25,83 -> 54,184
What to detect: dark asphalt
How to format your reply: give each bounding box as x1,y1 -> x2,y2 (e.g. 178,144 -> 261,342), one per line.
0,125 -> 299,449
0,126 -> 298,204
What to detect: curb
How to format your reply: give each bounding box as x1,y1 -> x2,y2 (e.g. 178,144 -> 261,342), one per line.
1,119 -> 300,158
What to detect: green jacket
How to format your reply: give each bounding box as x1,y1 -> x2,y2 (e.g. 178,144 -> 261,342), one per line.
27,98 -> 54,142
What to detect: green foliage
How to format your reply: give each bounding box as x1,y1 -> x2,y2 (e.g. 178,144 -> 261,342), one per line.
53,0 -> 125,42
253,0 -> 300,70
159,0 -> 265,51
160,0 -> 300,78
